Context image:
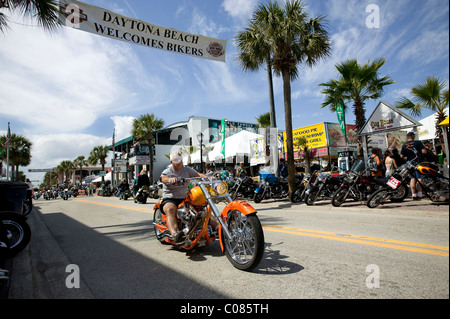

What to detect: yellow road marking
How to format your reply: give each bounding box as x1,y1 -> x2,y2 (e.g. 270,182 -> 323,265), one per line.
262,224 -> 449,257
74,199 -> 448,257
75,199 -> 154,213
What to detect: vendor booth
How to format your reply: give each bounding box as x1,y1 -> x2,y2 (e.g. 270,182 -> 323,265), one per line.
359,101 -> 422,162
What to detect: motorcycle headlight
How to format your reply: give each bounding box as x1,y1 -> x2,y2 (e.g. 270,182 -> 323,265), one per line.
215,181 -> 228,195
210,181 -> 228,196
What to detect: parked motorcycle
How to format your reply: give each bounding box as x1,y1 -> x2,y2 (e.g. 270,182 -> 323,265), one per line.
229,176 -> 257,200
153,177 -> 265,271
304,169 -> 343,205
120,189 -> 132,200
331,160 -> 408,207
0,212 -> 32,257
253,173 -> 289,203
367,155 -> 449,208
290,172 -> 314,203
62,188 -> 70,200
134,186 -> 149,204
148,182 -> 162,200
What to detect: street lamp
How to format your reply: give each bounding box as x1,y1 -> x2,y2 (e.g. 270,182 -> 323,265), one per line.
197,132 -> 204,173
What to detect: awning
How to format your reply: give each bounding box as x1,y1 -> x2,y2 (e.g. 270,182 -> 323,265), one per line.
440,117 -> 449,127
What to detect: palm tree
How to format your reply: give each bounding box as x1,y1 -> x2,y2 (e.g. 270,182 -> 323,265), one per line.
132,113 -> 164,183
55,160 -> 75,184
0,133 -> 32,181
0,0 -> 60,33
256,112 -> 271,129
294,136 -> 313,174
320,58 -> 396,134
239,0 -> 331,197
236,21 -> 277,128
88,145 -> 110,183
73,155 -> 88,186
396,76 -> 449,144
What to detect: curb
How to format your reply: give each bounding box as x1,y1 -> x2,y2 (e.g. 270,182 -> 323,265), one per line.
7,209 -> 94,299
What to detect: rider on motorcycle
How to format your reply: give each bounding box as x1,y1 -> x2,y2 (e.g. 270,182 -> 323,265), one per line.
159,152 -> 215,243
117,178 -> 130,196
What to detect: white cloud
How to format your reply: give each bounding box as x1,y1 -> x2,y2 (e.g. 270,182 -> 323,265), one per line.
111,115 -> 135,141
222,0 -> 258,22
0,18 -> 161,134
29,133 -> 111,169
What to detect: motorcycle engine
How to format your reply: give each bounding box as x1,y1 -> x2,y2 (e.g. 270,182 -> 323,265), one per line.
425,178 -> 449,201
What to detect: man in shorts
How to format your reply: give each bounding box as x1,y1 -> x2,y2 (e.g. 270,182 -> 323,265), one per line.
159,152 -> 205,242
401,132 -> 427,200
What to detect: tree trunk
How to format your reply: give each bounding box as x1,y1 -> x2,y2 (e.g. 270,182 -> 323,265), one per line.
148,140 -> 154,183
281,70 -> 296,199
267,59 -> 277,128
353,98 -> 367,135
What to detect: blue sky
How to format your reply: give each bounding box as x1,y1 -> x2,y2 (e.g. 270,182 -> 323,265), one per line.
0,0 -> 449,176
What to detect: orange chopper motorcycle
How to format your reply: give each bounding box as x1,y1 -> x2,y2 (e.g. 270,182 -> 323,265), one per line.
153,177 -> 265,271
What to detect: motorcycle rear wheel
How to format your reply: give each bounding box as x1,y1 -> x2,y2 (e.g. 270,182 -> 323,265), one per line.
221,211 -> 264,272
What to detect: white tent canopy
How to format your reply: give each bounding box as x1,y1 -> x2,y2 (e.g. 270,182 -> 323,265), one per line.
183,130 -> 264,164
417,107 -> 449,140
92,172 -> 111,183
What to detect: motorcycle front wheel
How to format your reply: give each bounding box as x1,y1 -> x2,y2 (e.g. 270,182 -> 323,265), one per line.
331,188 -> 349,207
221,211 -> 264,272
253,192 -> 264,204
153,209 -> 170,245
367,188 -> 389,208
305,189 -> 319,206
290,185 -> 305,203
1,213 -> 31,256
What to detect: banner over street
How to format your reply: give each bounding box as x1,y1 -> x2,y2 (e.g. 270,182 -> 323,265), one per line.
58,0 -> 227,62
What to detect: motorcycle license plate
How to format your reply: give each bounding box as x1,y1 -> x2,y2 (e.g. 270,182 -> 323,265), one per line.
387,177 -> 401,189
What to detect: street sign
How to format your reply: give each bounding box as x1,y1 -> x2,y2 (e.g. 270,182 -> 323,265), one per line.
28,169 -> 56,173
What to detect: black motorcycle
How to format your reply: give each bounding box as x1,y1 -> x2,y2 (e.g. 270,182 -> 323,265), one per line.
331,160 -> 407,207
367,155 -> 448,208
304,170 -> 343,205
148,182 -> 162,200
290,172 -> 315,203
229,176 -> 257,200
253,174 -> 289,203
120,189 -> 132,200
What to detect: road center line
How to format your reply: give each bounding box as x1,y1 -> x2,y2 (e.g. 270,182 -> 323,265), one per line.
74,199 -> 448,257
262,224 -> 449,257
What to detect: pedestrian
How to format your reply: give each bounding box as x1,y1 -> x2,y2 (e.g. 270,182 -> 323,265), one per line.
391,148 -> 405,167
368,148 -> 383,177
384,150 -> 397,177
423,141 -> 439,164
278,158 -> 288,178
400,132 -> 427,200
237,162 -> 247,177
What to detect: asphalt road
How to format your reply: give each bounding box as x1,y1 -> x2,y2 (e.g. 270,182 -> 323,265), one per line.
3,194 -> 449,302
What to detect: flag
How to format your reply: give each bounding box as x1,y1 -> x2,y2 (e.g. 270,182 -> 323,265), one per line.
221,119 -> 226,158
336,103 -> 346,138
112,128 -> 115,156
5,122 -> 11,146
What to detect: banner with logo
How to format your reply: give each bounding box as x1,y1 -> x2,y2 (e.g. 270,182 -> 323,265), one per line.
58,0 -> 227,62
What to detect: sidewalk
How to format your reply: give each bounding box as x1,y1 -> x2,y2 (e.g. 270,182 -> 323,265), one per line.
1,207 -> 94,299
